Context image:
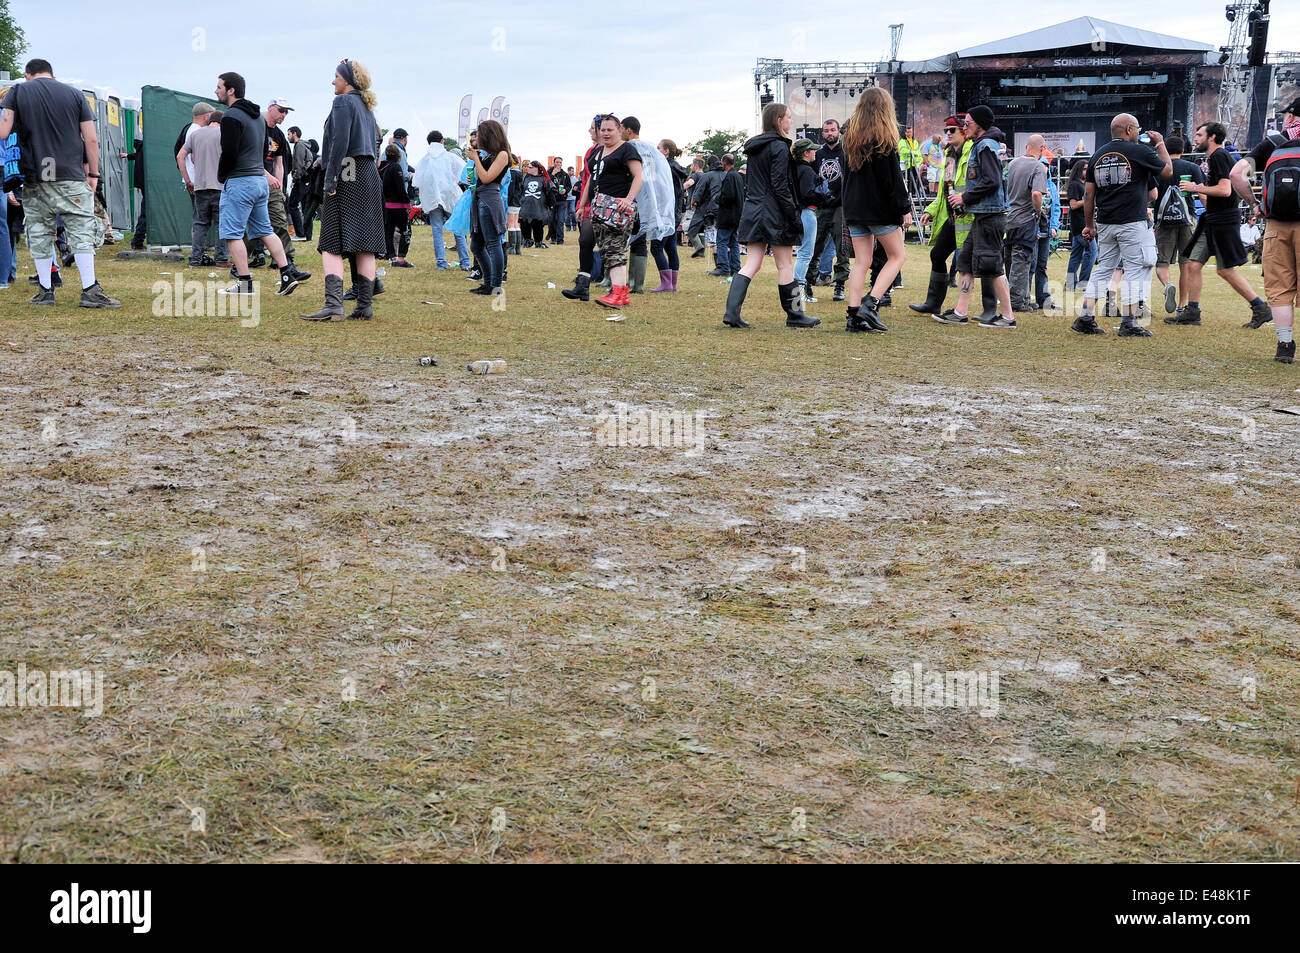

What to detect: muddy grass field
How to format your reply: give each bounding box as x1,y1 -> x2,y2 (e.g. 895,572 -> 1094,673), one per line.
1,234 -> 1296,863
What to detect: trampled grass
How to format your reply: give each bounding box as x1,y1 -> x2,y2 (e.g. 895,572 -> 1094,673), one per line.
0,231 -> 1296,862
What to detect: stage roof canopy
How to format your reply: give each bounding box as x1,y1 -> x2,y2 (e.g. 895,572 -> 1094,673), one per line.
955,16 -> 1215,58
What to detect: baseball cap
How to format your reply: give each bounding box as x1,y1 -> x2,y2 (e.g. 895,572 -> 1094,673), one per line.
793,138 -> 816,154
267,98 -> 294,111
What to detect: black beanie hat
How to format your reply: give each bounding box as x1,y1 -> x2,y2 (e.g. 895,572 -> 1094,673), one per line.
967,105 -> 995,131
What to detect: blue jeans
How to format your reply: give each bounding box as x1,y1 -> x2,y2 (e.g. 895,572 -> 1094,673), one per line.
566,199 -> 577,228
817,234 -> 836,276
428,207 -> 469,269
715,226 -> 740,274
1067,235 -> 1096,287
0,192 -> 10,286
794,208 -> 817,284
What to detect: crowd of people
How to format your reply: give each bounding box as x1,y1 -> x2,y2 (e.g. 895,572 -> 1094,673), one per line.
2,56 -> 1299,362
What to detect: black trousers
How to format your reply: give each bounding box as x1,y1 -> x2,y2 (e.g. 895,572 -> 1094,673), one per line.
578,217 -> 595,273
522,219 -> 545,244
930,217 -> 958,273
812,206 -> 849,283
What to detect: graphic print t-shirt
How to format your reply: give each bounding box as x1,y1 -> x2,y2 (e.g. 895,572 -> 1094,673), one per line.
264,123 -> 289,179
1085,139 -> 1167,225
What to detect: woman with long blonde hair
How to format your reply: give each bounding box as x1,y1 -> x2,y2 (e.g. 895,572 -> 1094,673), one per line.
722,102 -> 818,328
839,87 -> 912,332
301,58 -> 387,321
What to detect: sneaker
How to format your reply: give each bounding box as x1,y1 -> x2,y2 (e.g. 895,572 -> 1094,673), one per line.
933,310 -> 969,325
248,254 -> 267,269
535,242 -> 547,250
1040,297 -> 1059,312
78,282 -> 121,309
291,235 -> 309,242
200,255 -> 216,266
833,282 -> 845,302
977,314 -> 1016,329
1071,316 -> 1106,335
229,264 -> 239,279
218,277 -> 254,296
1116,323 -> 1153,337
1163,283 -> 1178,314
814,273 -> 833,287
391,259 -> 414,268
29,271 -> 62,287
275,271 -> 300,296
468,268 -> 483,281
30,287 -> 55,306
706,268 -> 727,277
1243,300 -> 1273,329
1276,341 -> 1296,364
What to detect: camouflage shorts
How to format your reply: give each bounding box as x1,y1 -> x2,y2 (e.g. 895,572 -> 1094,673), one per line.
24,181 -> 104,258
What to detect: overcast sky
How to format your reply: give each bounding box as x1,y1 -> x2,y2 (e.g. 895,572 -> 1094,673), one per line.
13,1 -> 1300,164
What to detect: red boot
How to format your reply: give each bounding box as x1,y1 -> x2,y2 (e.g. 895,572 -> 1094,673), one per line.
596,284 -> 630,308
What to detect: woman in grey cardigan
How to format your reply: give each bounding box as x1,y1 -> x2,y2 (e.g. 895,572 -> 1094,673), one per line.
301,59 -> 387,321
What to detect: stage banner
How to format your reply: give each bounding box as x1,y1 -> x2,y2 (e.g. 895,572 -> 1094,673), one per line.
1017,131 -> 1095,158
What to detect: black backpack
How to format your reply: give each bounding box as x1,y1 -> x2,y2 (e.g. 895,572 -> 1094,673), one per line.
1261,133 -> 1300,221
1156,181 -> 1193,225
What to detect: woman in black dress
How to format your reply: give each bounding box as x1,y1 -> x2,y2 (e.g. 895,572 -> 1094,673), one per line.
722,103 -> 818,329
466,120 -> 510,295
301,59 -> 386,321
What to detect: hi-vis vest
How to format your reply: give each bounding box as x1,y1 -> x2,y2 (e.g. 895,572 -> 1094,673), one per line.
925,139 -> 974,244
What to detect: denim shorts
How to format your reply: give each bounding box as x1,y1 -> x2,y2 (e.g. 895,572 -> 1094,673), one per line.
848,223 -> 900,238
218,174 -> 272,241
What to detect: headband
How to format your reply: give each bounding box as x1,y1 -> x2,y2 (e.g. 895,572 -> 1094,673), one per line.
338,59 -> 357,89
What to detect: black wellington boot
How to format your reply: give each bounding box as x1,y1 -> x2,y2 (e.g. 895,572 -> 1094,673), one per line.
723,274 -> 751,328
979,278 -> 997,320
909,271 -> 948,315
781,280 -> 820,328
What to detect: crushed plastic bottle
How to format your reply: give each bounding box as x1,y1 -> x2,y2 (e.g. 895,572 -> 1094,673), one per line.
467,359 -> 506,375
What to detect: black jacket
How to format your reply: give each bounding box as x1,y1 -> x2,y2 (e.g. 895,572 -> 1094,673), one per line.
813,140 -> 846,208
716,168 -> 744,229
667,160 -> 688,218
125,138 -> 145,190
841,148 -> 910,227
691,160 -> 724,218
737,131 -> 800,246
794,159 -> 829,209
218,99 -> 264,183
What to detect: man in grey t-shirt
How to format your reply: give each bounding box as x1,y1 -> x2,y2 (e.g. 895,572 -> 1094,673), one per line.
1003,135 -> 1049,311
0,57 -> 119,307
178,109 -> 228,267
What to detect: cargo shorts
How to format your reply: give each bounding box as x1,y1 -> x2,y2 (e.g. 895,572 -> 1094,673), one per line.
24,181 -> 104,258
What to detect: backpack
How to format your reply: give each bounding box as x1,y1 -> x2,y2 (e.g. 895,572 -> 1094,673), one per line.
1155,180 -> 1192,226
1261,132 -> 1300,221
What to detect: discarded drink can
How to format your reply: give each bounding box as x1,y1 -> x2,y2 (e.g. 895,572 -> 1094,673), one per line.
467,359 -> 506,375
418,357 -> 438,366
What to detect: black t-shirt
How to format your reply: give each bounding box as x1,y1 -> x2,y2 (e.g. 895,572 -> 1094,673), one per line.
1067,179 -> 1085,234
1202,147 -> 1240,226
264,122 -> 289,178
8,77 -> 95,182
1249,135 -> 1284,169
592,142 -> 640,199
1085,139 -> 1167,225
1155,156 -> 1204,212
